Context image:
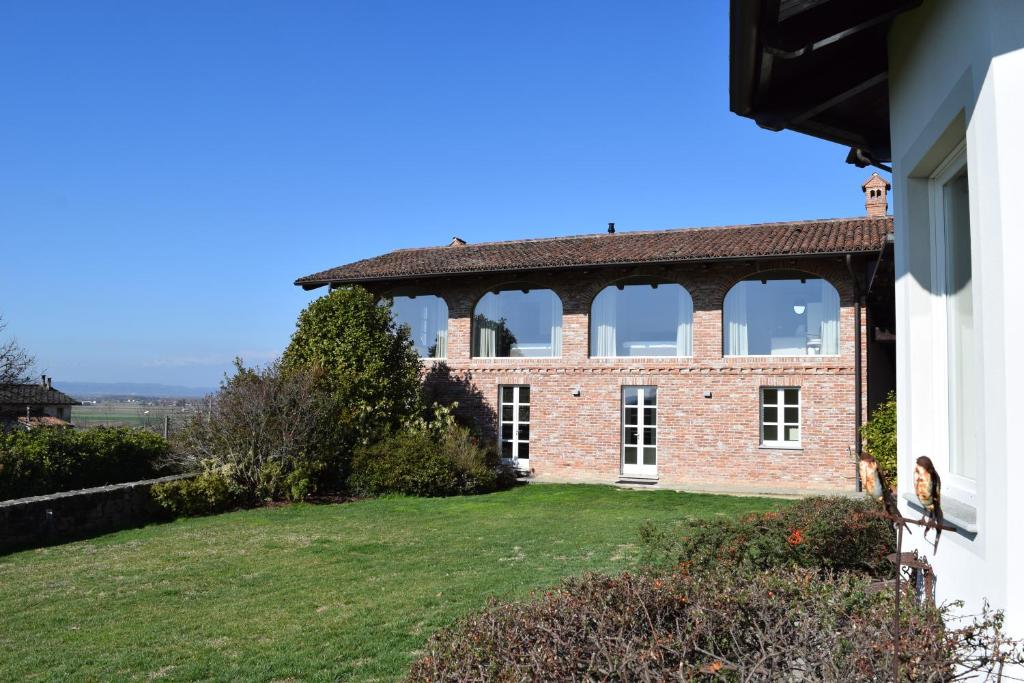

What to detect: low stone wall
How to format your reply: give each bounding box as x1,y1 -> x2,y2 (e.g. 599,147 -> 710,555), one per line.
0,474 -> 193,554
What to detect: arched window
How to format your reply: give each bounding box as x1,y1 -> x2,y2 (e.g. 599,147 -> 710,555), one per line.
472,288 -> 562,357
390,294 -> 448,358
590,283 -> 693,357
723,273 -> 840,356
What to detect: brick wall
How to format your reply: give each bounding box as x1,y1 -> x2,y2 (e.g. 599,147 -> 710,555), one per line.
378,257 -> 868,495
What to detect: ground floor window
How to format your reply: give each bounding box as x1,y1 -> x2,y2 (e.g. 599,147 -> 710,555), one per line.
499,385 -> 530,469
761,387 -> 800,448
622,386 -> 657,477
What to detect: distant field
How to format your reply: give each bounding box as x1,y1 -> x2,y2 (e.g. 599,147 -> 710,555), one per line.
71,403 -> 198,432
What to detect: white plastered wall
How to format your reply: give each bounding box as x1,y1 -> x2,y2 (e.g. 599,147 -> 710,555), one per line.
890,0 -> 1024,634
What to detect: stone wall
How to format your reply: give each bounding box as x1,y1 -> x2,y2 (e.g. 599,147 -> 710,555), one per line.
0,474 -> 192,553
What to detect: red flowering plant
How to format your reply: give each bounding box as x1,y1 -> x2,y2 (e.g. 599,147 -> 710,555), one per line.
639,496 -> 896,578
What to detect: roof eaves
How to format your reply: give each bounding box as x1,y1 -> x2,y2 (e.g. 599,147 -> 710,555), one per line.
297,244 -> 887,289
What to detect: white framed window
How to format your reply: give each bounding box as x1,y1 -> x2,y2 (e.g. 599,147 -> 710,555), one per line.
622,386 -> 657,477
761,387 -> 800,448
499,385 -> 530,470
929,142 -> 976,487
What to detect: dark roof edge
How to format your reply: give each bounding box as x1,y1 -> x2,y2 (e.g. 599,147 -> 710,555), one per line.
295,246 -> 885,291
728,0 -> 761,118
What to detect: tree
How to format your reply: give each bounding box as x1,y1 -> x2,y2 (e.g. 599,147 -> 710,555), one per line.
0,315 -> 34,384
168,359 -> 327,501
281,286 -> 423,478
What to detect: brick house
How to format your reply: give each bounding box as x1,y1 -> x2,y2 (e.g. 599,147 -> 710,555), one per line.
296,182 -> 894,495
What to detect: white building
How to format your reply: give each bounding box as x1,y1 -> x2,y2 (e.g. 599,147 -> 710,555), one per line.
730,0 -> 1024,635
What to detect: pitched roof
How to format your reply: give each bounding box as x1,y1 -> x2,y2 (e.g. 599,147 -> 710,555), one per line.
0,384 -> 79,406
862,173 -> 891,190
295,215 -> 894,289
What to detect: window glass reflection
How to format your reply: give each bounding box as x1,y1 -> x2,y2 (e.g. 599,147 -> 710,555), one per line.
591,283 -> 693,357
724,276 -> 839,356
391,295 -> 448,358
473,289 -> 562,357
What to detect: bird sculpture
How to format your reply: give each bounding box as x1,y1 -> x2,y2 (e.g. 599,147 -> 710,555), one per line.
858,451 -> 909,534
914,456 -> 944,551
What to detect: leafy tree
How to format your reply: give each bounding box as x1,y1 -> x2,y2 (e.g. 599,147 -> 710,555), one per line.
861,391 -> 897,484
281,286 -> 423,478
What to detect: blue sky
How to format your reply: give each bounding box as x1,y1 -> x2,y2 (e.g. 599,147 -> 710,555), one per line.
0,2 -> 880,388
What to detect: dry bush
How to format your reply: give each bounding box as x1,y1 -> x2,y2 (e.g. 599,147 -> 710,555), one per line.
408,567 -> 1023,682
167,360 -> 332,503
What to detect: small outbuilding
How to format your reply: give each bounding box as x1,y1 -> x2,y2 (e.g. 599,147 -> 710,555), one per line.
0,376 -> 78,429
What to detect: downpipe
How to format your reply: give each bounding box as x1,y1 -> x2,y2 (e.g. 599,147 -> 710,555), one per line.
846,254 -> 863,492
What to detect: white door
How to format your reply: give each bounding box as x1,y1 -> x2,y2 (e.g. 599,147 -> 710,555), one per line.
499,385 -> 530,471
622,386 -> 657,478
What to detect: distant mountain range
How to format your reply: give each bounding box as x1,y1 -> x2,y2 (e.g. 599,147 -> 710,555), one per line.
57,381 -> 216,399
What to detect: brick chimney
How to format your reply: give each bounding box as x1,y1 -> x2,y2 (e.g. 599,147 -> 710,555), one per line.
862,172 -> 890,217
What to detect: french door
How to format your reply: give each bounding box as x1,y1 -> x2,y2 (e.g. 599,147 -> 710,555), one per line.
499,385 -> 530,471
622,386 -> 657,478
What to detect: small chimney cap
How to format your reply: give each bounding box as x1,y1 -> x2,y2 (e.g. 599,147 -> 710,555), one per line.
607,222 -> 615,234
449,237 -> 467,246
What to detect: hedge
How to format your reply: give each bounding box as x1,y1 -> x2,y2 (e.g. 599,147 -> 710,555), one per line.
0,426 -> 169,500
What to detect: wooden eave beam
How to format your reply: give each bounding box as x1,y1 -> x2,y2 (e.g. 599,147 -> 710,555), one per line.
765,0 -> 921,59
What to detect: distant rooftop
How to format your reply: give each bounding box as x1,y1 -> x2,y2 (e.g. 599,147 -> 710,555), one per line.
0,380 -> 78,406
295,215 -> 894,290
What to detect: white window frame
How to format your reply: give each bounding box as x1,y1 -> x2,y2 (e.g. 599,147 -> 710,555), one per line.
621,386 -> 658,478
928,140 -> 977,496
760,387 -> 801,449
499,385 -> 530,470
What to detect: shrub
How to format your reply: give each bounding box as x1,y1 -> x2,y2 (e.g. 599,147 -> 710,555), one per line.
350,423 -> 513,497
640,496 -> 895,578
150,469 -> 241,517
0,426 -> 169,499
862,390 -> 897,483
168,360 -> 331,505
408,567 -> 1023,682
281,286 -> 424,478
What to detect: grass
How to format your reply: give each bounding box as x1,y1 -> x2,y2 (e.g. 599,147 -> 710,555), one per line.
0,484 -> 784,682
72,403 -> 195,430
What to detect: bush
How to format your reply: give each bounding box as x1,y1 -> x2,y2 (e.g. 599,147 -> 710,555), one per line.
168,360 -> 331,506
150,469 -> 241,517
862,390 -> 897,483
0,426 -> 169,499
408,567 -> 1023,682
350,423 -> 514,497
281,286 -> 424,479
640,496 -> 895,578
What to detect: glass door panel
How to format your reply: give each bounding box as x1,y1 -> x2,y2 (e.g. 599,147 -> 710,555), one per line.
622,386 -> 657,478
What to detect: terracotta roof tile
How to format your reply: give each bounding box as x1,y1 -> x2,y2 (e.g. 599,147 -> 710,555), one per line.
295,216 -> 893,288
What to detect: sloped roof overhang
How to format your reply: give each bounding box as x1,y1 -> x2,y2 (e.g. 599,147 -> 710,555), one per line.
729,0 -> 921,166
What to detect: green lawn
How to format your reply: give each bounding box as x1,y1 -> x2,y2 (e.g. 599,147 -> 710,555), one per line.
0,484 -> 783,682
